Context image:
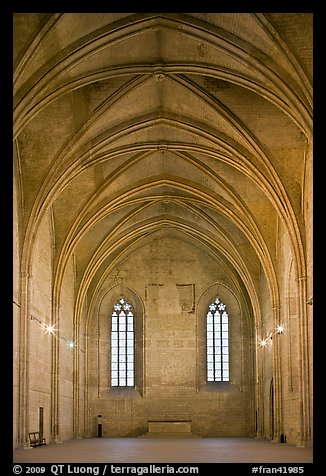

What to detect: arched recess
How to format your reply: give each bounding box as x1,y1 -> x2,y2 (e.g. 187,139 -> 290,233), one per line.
71,225 -> 259,437
196,282 -> 254,393
13,141 -> 23,448
276,257 -> 306,445
42,155 -> 281,441
196,282 -> 256,437
56,174 -> 274,439
18,209 -> 56,446
84,285 -> 144,437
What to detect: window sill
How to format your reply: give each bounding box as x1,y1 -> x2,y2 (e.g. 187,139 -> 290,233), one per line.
100,386 -> 143,398
200,381 -> 239,393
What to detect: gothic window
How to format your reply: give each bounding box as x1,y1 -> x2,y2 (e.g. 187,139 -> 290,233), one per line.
111,297 -> 134,387
206,297 -> 229,382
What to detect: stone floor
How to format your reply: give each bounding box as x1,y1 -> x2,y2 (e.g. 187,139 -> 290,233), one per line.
13,437 -> 313,463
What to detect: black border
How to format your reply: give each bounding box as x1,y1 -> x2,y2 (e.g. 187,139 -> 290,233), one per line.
6,3 -> 321,473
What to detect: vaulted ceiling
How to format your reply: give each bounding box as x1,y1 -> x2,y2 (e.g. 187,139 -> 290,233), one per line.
13,13 -> 312,318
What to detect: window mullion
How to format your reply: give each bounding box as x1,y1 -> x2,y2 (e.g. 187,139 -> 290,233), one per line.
111,297 -> 135,388
213,314 -> 216,381
220,311 -> 223,381
117,313 -> 120,383
124,316 -> 127,386
206,298 -> 229,384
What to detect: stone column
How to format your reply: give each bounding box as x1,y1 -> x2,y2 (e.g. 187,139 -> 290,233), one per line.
271,305 -> 282,443
19,271 -> 32,448
297,275 -> 311,447
51,302 -> 61,443
255,323 -> 265,438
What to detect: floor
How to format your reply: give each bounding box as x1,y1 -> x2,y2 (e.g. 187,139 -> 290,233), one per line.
13,437 -> 313,463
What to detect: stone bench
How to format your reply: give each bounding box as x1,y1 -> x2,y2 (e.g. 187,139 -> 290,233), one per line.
148,420 -> 192,434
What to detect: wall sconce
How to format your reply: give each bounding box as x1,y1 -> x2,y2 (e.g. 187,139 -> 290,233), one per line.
30,315 -> 76,350
66,340 -> 76,349
276,324 -> 285,334
44,323 -> 56,335
259,338 -> 268,348
258,325 -> 285,348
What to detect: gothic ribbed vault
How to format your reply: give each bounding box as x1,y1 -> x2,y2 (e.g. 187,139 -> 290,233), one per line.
13,12 -> 313,448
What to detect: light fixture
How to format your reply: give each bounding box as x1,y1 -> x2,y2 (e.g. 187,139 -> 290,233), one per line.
30,314 -> 76,350
44,323 -> 56,335
276,324 -> 285,334
258,325 -> 285,349
67,340 -> 76,349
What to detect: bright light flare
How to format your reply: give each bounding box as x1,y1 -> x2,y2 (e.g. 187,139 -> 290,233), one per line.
259,338 -> 268,347
44,323 -> 56,335
276,324 -> 285,334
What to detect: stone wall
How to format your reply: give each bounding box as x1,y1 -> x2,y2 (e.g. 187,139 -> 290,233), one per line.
13,214 -> 310,445
57,255 -> 76,441
87,235 -> 256,437
28,211 -> 53,443
303,140 -> 313,444
257,217 -> 308,444
13,172 -> 20,448
275,220 -> 302,445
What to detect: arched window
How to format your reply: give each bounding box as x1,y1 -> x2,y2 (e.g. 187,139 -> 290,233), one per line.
111,297 -> 134,387
206,297 -> 229,382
